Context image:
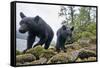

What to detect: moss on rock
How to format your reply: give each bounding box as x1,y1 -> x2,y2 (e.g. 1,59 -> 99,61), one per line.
26,45 -> 46,59
39,49 -> 56,60
47,53 -> 69,64
47,52 -> 78,64
16,54 -> 36,63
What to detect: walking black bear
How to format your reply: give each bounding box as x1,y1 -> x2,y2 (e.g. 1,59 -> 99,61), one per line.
19,12 -> 54,51
56,25 -> 74,52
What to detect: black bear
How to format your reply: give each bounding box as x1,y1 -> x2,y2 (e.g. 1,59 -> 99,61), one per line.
19,12 -> 54,50
56,25 -> 74,52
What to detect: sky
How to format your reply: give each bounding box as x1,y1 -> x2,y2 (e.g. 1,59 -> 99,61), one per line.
16,3 -> 65,42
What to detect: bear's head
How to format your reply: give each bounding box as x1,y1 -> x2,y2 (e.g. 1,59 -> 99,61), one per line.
19,12 -> 40,33
62,25 -> 74,42
19,12 -> 29,33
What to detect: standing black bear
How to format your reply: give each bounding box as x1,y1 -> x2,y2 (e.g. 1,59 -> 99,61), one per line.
19,12 -> 54,50
56,25 -> 74,52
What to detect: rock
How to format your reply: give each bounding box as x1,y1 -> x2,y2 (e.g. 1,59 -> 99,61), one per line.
76,57 -> 96,62
75,58 -> 82,62
16,50 -> 23,55
16,54 -> 36,63
47,52 -> 79,64
87,57 -> 96,61
65,42 -> 81,51
68,49 -> 96,62
16,41 -> 97,64
69,50 -> 80,61
39,49 -> 56,60
78,49 -> 96,59
31,58 -> 47,64
26,45 -> 46,59
78,36 -> 96,48
47,53 -> 69,64
78,38 -> 90,47
83,45 -> 96,52
26,45 -> 56,60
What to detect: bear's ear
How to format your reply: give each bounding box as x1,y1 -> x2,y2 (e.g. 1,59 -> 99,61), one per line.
71,26 -> 74,31
34,16 -> 39,23
62,25 -> 66,30
20,12 -> 26,19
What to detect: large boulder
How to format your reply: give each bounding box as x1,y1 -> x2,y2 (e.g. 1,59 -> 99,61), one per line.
16,54 -> 36,63
26,45 -> 46,59
47,52 -> 79,64
47,53 -> 69,64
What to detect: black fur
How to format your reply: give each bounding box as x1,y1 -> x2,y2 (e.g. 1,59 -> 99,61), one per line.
19,12 -> 54,51
56,25 -> 74,52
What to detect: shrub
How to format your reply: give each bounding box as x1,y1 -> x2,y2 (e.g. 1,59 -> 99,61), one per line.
72,23 -> 96,42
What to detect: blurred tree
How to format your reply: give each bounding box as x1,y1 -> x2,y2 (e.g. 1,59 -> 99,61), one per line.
58,6 -> 76,26
68,6 -> 75,25
58,6 -> 97,42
